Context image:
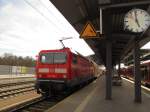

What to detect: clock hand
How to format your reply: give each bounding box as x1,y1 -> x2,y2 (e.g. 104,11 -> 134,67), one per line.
136,19 -> 140,27
134,11 -> 140,27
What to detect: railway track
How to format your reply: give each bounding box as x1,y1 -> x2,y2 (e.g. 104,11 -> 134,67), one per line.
3,79 -> 95,112
0,77 -> 35,86
0,77 -> 95,111
0,77 -> 35,99
0,83 -> 35,99
9,96 -> 64,112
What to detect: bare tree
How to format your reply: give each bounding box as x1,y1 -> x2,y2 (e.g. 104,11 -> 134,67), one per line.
0,53 -> 35,67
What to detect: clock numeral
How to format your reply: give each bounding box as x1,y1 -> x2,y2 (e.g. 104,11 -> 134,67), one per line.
140,10 -> 144,14
130,28 -> 133,32
141,27 -> 145,31
125,25 -> 129,28
145,14 -> 149,17
145,24 -> 149,27
124,15 -> 129,19
145,19 -> 150,21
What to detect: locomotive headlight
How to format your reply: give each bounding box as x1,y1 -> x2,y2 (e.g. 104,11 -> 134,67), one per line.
38,68 -> 49,73
55,68 -> 67,73
63,75 -> 67,78
38,74 -> 42,78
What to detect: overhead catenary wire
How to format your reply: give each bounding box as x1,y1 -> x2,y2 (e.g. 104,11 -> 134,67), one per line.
38,0 -> 62,24
38,0 -> 75,34
23,0 -> 65,35
24,0 -> 81,49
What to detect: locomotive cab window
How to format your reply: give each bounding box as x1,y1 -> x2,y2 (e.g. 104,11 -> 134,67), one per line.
54,53 -> 67,64
40,53 -> 53,64
40,52 -> 67,64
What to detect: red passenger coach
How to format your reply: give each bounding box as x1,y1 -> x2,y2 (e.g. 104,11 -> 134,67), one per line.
121,60 -> 150,87
35,48 -> 95,96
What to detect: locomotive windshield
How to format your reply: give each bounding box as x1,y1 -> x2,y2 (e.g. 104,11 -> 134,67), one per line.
40,52 -> 67,64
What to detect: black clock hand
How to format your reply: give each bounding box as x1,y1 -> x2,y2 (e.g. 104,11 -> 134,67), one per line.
134,11 -> 140,27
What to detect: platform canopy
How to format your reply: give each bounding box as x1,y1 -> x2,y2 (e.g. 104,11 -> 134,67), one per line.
50,0 -> 150,65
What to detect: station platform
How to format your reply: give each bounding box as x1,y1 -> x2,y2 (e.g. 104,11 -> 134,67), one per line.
47,75 -> 150,112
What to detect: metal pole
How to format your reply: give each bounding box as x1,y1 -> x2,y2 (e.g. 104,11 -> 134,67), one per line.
133,41 -> 141,103
59,40 -> 65,48
106,40 -> 112,100
118,61 -> 121,77
99,8 -> 103,34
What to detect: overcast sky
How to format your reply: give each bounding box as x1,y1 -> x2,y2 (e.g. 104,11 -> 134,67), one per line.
0,0 -> 94,58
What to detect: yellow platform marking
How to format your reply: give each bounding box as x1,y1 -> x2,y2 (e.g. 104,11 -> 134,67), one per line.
46,78 -> 99,112
74,87 -> 98,112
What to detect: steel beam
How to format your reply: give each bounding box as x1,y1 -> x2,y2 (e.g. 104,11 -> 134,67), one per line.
106,41 -> 112,100
121,37 -> 135,60
100,1 -> 150,9
133,42 -> 142,103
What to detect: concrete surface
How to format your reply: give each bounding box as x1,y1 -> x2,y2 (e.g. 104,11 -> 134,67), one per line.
47,75 -> 150,112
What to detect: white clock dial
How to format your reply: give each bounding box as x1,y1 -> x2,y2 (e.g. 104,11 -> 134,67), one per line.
124,9 -> 150,33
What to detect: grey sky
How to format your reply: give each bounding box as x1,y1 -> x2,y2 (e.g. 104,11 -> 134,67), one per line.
0,0 -> 94,58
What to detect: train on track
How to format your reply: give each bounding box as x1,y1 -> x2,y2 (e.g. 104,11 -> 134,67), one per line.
35,48 -> 100,96
121,60 -> 150,87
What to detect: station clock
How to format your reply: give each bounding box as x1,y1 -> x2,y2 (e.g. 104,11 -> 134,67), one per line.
124,8 -> 150,33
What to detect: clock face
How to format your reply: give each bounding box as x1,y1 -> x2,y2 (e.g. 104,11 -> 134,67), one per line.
124,9 -> 150,33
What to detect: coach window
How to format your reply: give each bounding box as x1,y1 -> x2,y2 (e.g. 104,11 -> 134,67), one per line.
73,55 -> 77,64
141,65 -> 148,80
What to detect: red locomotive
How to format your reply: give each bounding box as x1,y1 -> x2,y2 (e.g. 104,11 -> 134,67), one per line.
121,60 -> 150,87
35,48 -> 95,96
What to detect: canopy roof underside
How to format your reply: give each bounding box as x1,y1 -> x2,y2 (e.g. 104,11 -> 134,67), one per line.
50,0 -> 150,65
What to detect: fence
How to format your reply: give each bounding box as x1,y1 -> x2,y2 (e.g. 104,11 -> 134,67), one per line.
0,65 -> 35,75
